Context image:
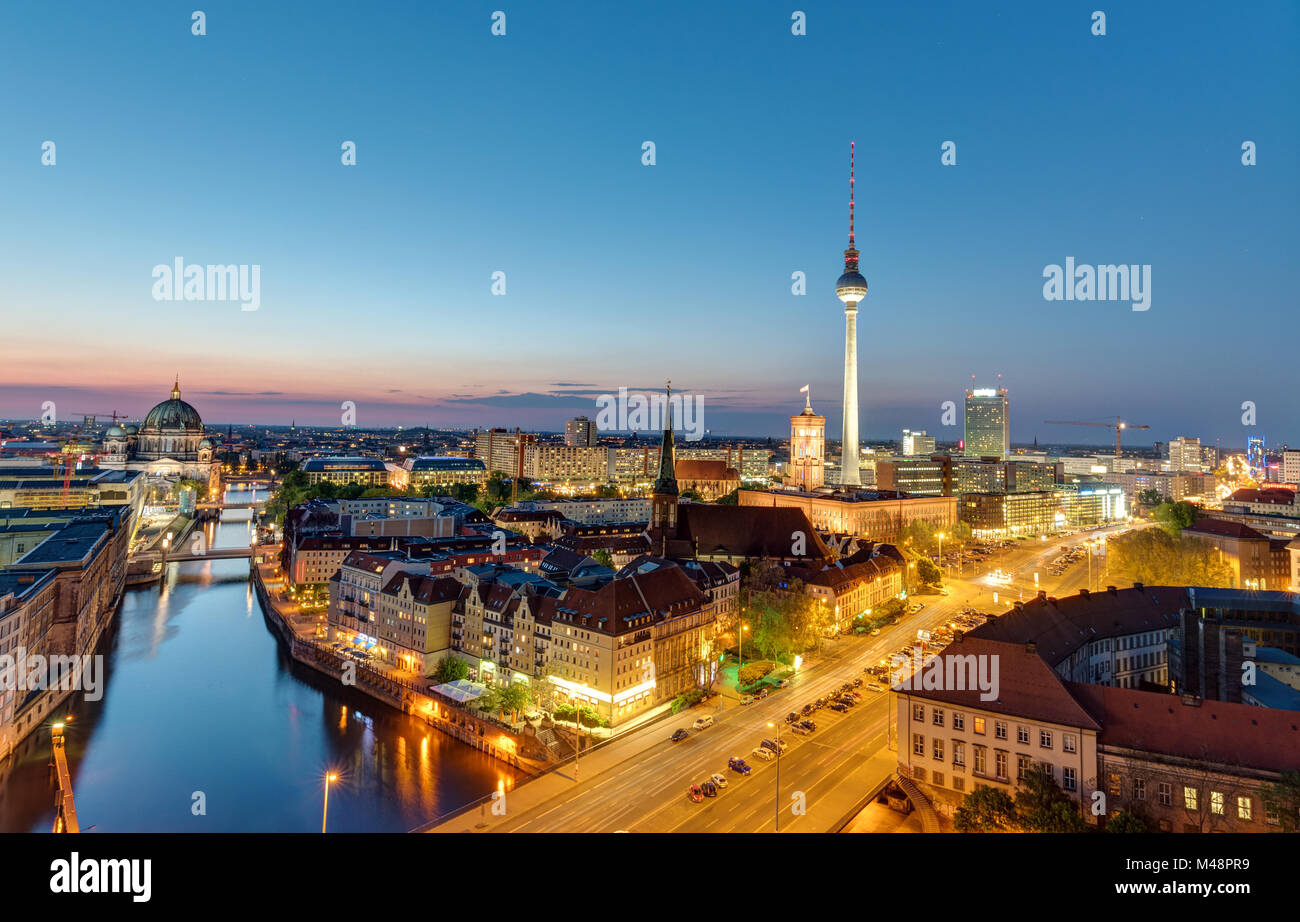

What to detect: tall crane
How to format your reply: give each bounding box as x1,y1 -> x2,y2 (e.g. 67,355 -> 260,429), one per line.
1044,417 -> 1151,463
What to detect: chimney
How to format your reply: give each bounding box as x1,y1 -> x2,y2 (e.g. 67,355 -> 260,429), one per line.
1132,581 -> 1144,591
1025,641 -> 1037,654
953,629 -> 964,642
1013,601 -> 1025,612
1180,693 -> 1202,708
1107,585 -> 1117,595
1036,590 -> 1046,601
1079,588 -> 1090,598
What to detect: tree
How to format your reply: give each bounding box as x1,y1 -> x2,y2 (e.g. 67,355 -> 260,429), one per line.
680,488 -> 704,502
954,785 -> 1017,832
1107,527 -> 1233,588
1260,770 -> 1300,833
1151,500 -> 1200,537
915,557 -> 942,588
432,656 -> 469,684
1106,809 -> 1151,833
715,489 -> 739,506
1014,764 -> 1086,832
1137,488 -> 1165,507
591,548 -> 614,569
498,682 -> 533,723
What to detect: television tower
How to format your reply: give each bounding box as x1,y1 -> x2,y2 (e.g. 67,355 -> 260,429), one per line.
834,142 -> 867,487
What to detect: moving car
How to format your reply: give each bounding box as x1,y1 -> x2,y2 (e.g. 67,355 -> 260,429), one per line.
710,773 -> 729,788
728,757 -> 752,775
701,781 -> 718,798
692,716 -> 714,730
670,728 -> 690,742
751,746 -> 775,762
775,678 -> 790,688
688,784 -> 704,803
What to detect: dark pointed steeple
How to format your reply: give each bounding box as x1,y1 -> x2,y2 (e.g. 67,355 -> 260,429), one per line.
653,380 -> 679,497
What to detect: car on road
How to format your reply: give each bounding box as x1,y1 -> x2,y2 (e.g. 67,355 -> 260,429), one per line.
829,703 -> 849,713
710,772 -> 729,788
692,716 -> 714,730
756,688 -> 769,700
751,746 -> 775,762
728,757 -> 752,775
671,728 -> 690,743
775,678 -> 790,688
871,628 -> 881,635
688,784 -> 704,803
739,695 -> 754,706
701,781 -> 718,798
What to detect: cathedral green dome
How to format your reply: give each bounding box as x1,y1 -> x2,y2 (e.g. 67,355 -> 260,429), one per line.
142,380 -> 203,431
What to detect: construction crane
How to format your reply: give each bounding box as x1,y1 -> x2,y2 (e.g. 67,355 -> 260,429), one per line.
1044,417 -> 1151,463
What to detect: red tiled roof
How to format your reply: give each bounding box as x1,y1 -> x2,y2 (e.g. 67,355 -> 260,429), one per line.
1227,488 -> 1296,506
1184,518 -> 1269,541
969,586 -> 1186,668
675,459 -> 739,481
666,504 -> 832,561
1066,682 -> 1300,772
898,637 -> 1102,730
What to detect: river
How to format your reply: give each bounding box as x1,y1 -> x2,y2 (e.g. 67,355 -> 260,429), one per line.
0,488 -> 519,832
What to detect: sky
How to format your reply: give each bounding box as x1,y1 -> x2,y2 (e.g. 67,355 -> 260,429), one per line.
1,1 -> 1296,448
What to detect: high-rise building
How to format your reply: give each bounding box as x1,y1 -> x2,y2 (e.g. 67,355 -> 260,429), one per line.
565,416 -> 596,447
1247,437 -> 1266,480
1168,436 -> 1202,473
1282,449 -> 1300,485
875,455 -> 952,496
963,385 -> 1009,458
834,142 -> 867,487
786,390 -> 825,492
901,429 -> 936,456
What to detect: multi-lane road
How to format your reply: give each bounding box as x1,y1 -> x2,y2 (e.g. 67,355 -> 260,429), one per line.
454,524 -> 1135,833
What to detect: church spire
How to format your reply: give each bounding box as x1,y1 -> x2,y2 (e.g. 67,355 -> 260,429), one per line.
652,380 -> 678,496
170,377 -> 181,401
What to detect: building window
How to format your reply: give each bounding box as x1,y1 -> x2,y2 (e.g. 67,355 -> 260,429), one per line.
913,734 -> 925,756
1017,725 -> 1029,744
1184,787 -> 1198,811
1157,782 -> 1172,807
933,739 -> 944,761
1108,773 -> 1121,797
1017,755 -> 1031,781
912,703 -> 924,722
1063,767 -> 1077,792
973,717 -> 986,736
953,776 -> 965,792
994,751 -> 1008,781
932,708 -> 944,727
1039,729 -> 1053,749
994,720 -> 1007,740
1063,733 -> 1076,754
1210,792 -> 1224,816
1134,778 -> 1146,801
952,712 -> 964,731
1237,797 -> 1252,821
952,741 -> 965,767
973,747 -> 986,775
933,771 -> 945,787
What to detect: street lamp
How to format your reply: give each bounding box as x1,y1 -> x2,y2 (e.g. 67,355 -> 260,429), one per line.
321,772 -> 338,833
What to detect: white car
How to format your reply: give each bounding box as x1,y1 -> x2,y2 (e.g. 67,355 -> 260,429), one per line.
710,772 -> 728,788
751,746 -> 776,762
692,715 -> 714,730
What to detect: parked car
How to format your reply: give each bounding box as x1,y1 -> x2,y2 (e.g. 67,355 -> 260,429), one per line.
728,757 -> 751,775
798,719 -> 817,731
829,703 -> 849,713
710,772 -> 729,788
801,704 -> 815,716
785,711 -> 800,723
871,628 -> 881,635
688,784 -> 704,803
692,716 -> 714,730
761,738 -> 788,754
671,728 -> 690,743
852,677 -> 863,687
751,746 -> 775,762
775,678 -> 790,689
790,723 -> 810,735
740,695 -> 754,706
757,688 -> 769,700
701,781 -> 718,798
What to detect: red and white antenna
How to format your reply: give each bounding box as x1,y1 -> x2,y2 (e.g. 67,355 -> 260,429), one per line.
849,141 -> 856,248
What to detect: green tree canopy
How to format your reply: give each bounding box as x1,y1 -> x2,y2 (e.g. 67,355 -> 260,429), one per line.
1014,764 -> 1086,832
1151,500 -> 1201,536
954,785 -> 1017,832
1107,527 -> 1233,588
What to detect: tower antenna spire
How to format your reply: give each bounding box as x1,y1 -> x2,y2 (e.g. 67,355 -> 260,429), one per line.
849,141 -> 855,248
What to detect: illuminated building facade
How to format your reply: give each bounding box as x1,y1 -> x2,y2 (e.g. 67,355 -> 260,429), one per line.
963,386 -> 1010,458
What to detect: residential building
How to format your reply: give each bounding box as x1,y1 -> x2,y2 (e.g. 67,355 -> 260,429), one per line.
1183,518 -> 1291,590
1168,437 -> 1203,473
565,417 -> 597,447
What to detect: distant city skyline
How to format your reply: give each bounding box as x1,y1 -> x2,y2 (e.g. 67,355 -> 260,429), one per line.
3,2 -> 1296,444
